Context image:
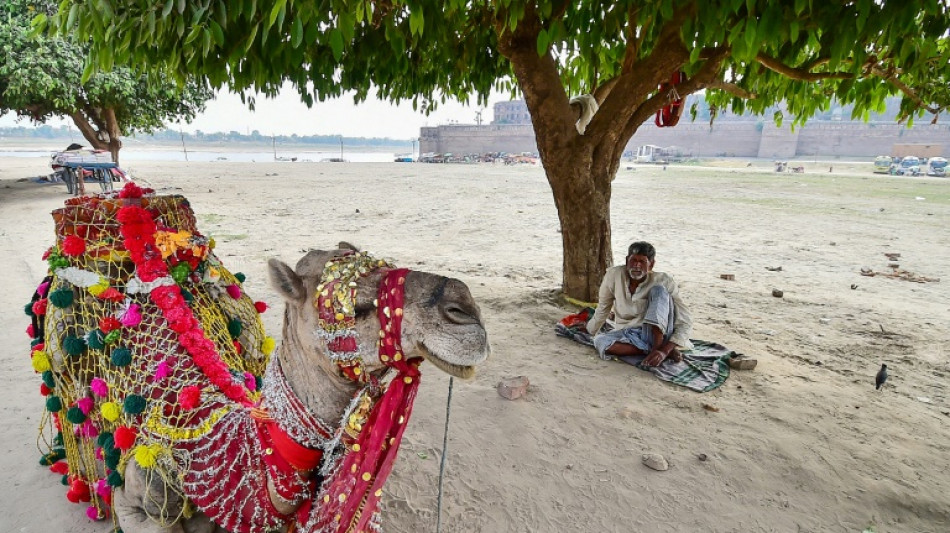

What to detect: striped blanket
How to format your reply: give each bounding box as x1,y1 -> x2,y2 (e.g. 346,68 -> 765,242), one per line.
555,308 -> 732,393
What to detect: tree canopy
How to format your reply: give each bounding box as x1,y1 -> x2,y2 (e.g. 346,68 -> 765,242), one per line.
2,0 -> 211,163
42,0 -> 950,299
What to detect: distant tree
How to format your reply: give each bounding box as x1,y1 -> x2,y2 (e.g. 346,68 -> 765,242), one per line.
0,1 -> 211,164
44,0 -> 950,300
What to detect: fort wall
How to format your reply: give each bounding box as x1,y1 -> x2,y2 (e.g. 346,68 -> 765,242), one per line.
420,121 -> 950,159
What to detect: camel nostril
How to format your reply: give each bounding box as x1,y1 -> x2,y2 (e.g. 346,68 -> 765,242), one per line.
443,304 -> 478,325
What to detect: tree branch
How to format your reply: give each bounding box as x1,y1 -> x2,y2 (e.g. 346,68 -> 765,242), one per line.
495,6 -> 576,153
68,112 -> 107,150
586,6 -> 694,146
706,80 -> 756,100
621,47 -> 731,142
755,53 -> 852,81
870,66 -> 942,115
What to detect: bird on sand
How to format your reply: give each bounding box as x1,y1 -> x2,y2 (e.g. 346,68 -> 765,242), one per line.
875,364 -> 888,390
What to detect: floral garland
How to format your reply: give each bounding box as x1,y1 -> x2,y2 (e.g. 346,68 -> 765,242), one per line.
115,183 -> 251,406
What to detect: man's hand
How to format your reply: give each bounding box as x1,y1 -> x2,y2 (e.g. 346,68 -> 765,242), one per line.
642,349 -> 668,367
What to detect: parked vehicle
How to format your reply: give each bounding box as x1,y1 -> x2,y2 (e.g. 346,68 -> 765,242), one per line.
891,156 -> 921,176
873,155 -> 892,173
928,157 -> 947,177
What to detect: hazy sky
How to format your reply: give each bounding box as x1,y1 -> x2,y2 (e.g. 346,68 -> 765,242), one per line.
0,84 -> 506,141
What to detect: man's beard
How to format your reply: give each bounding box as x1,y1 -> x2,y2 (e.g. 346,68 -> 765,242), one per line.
627,268 -> 647,281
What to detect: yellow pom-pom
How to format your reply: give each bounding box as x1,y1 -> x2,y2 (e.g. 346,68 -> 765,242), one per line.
133,444 -> 162,468
87,279 -> 110,296
208,237 -> 216,249
261,337 -> 276,354
101,402 -> 120,422
31,350 -> 51,372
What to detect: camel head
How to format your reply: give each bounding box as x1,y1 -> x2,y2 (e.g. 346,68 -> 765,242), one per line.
268,247 -> 489,380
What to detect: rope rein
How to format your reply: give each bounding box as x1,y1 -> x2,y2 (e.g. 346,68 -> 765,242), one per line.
435,376 -> 454,533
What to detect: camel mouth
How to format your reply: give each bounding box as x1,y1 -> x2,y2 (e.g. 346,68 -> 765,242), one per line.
418,345 -> 478,380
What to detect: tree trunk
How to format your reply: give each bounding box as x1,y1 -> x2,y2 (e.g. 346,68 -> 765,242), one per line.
539,135 -> 627,302
68,109 -> 123,166
547,154 -> 613,302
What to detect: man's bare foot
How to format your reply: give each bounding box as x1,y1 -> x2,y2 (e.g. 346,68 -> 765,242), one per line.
668,348 -> 683,363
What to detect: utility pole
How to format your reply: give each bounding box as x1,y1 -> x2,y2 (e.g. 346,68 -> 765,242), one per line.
340,136 -> 344,161
272,135 -> 277,161
179,125 -> 189,162
475,110 -> 483,126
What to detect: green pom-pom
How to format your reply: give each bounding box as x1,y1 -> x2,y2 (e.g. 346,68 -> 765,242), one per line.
255,376 -> 263,391
61,474 -> 69,485
24,302 -> 35,317
97,432 -> 114,448
46,395 -> 63,412
104,449 -> 121,470
227,319 -> 243,339
63,336 -> 86,357
181,289 -> 194,303
107,470 -> 124,488
48,253 -> 69,270
53,432 -> 63,447
65,406 -> 87,424
123,394 -> 146,415
104,329 -> 121,345
87,329 -> 106,351
171,262 -> 191,283
234,272 -> 246,283
31,337 -> 43,347
42,371 -> 55,388
39,448 -> 64,465
49,288 -> 74,308
111,347 -> 132,366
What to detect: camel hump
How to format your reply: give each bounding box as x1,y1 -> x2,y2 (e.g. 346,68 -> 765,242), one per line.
337,241 -> 360,252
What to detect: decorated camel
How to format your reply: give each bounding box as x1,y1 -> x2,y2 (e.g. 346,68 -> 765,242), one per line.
24,183 -> 490,532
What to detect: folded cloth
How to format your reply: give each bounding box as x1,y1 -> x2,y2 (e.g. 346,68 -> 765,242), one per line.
555,310 -> 734,393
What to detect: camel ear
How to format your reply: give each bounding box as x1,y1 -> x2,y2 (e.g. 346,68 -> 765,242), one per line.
268,258 -> 306,303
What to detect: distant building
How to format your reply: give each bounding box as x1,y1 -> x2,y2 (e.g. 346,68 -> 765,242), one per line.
492,101 -> 531,125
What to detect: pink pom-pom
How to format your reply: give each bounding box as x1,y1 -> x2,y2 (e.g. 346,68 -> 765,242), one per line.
79,420 -> 98,439
95,447 -> 104,460
90,378 -> 108,397
86,505 -> 103,521
96,479 -> 110,497
244,372 -> 256,391
76,397 -> 94,415
120,303 -> 142,327
26,324 -> 35,338
37,281 -> 50,297
226,284 -> 242,299
179,385 -> 201,410
153,360 -> 171,382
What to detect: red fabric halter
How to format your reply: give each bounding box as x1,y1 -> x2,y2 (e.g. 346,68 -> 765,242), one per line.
654,71 -> 687,128
300,267 -> 421,532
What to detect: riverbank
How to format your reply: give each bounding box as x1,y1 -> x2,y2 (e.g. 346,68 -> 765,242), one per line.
2,157 -> 949,532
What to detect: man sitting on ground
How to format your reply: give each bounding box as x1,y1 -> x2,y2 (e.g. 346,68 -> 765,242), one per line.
586,241 -> 693,367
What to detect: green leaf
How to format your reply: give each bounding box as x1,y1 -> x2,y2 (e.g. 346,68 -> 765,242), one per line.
409,8 -> 424,36
329,28 -> 344,60
177,0 -> 186,15
67,3 -> 79,28
210,20 -> 224,46
536,28 -> 549,57
243,24 -> 259,52
291,17 -> 303,47
162,0 -> 175,18
267,0 -> 287,29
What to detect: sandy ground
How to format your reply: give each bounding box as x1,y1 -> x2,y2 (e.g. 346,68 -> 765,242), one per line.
2,154 -> 949,533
